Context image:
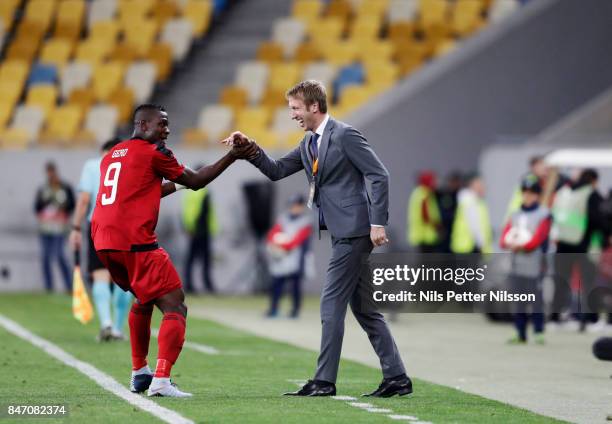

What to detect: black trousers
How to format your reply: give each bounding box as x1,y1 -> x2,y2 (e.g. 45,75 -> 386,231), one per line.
184,235 -> 215,293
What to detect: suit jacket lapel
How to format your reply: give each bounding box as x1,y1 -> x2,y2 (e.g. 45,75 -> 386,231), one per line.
301,134 -> 313,177
316,118 -> 333,183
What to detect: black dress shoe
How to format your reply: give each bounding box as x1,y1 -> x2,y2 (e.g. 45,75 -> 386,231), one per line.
284,380 -> 336,397
362,375 -> 413,398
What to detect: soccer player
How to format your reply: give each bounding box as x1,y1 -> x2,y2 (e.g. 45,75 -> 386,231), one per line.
91,104 -> 257,397
70,139 -> 134,342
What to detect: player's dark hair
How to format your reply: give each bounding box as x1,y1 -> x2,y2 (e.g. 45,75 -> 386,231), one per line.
101,138 -> 122,152
529,155 -> 544,167
133,104 -> 166,122
578,168 -> 599,185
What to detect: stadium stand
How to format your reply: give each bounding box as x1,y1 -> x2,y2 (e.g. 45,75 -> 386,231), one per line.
183,0 -> 523,148
0,0 -> 224,148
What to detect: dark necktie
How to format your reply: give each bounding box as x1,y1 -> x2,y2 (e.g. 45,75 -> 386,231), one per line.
309,132 -> 319,163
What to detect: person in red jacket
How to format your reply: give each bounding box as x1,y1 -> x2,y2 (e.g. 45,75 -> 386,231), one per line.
265,194 -> 313,318
500,175 -> 552,344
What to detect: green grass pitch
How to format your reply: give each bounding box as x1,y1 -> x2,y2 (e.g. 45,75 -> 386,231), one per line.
0,294 -> 565,423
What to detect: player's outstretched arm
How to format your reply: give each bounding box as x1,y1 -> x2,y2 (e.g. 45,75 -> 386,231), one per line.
222,131 -> 303,181
172,142 -> 258,191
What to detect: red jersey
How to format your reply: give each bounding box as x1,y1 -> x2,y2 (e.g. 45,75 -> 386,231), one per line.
91,138 -> 185,251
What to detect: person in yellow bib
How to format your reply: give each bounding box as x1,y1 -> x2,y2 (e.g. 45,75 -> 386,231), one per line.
181,180 -> 219,294
451,174 -> 492,255
407,171 -> 442,253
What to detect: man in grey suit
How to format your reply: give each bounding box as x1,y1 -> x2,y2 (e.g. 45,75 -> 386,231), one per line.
229,80 -> 411,397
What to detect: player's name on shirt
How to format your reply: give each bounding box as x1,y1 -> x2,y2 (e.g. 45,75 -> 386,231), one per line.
112,148 -> 128,158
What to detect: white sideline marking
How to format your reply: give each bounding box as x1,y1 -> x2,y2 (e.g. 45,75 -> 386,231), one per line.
0,314 -> 194,424
388,415 -> 418,421
367,408 -> 392,413
151,328 -> 219,355
350,402 -> 375,409
332,395 -> 357,401
287,380 -> 429,422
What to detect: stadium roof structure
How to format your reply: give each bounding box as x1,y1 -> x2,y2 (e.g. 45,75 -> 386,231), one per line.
545,148 -> 612,167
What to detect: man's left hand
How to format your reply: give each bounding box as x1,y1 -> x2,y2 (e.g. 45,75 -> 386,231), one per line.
370,226 -> 389,247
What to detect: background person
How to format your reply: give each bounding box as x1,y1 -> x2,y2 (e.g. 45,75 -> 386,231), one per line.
181,169 -> 219,294
34,161 -> 75,292
407,170 -> 441,253
500,175 -> 552,344
265,194 -> 312,318
69,139 -> 133,342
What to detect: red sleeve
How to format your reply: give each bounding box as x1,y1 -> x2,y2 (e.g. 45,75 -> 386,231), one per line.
499,220 -> 512,249
522,217 -> 552,252
266,223 -> 282,243
152,148 -> 185,181
278,225 -> 312,250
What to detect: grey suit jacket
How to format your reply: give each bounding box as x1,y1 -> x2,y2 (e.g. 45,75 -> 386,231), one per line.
250,117 -> 389,238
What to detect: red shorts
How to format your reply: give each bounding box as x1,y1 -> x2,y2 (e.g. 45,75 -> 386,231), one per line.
97,248 -> 182,305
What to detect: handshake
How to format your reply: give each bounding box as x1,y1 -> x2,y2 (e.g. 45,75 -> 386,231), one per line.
223,131 -> 260,161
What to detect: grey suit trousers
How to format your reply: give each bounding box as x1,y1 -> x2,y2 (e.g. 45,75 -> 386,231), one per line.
314,235 -> 406,383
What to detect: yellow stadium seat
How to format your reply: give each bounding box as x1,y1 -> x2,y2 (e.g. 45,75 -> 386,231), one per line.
388,22 -> 416,42
280,129 -> 305,149
0,102 -> 14,130
89,20 -> 121,42
337,84 -> 371,113
350,15 -> 382,42
40,39 -> 73,69
418,0 -> 449,30
357,40 -> 393,63
6,36 -> 40,63
110,43 -> 139,65
308,17 -> 344,46
364,62 -> 400,86
75,38 -> 114,66
261,87 -> 287,111
152,0 -> 178,27
451,0 -> 484,36
0,81 -> 24,110
108,87 -> 134,124
319,40 -> 358,66
15,19 -> 46,42
293,0 -> 322,20
54,0 -> 85,40
92,62 -> 125,101
325,0 -> 352,22
219,86 -> 249,112
118,0 -> 155,22
294,41 -> 321,63
184,0 -> 213,37
433,38 -> 457,57
269,63 -> 300,92
235,107 -> 271,131
26,84 -> 58,116
246,127 -> 279,150
146,42 -> 173,81
0,0 -> 20,31
67,88 -> 96,111
41,105 -> 83,143
398,54 -> 424,76
23,0 -> 57,33
256,41 -> 285,63
0,60 -> 29,88
124,19 -> 158,57
356,0 -> 389,18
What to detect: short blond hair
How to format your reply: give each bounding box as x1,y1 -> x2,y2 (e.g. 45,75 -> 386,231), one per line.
286,80 -> 328,113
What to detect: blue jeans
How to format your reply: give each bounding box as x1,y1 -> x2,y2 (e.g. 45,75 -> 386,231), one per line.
40,234 -> 72,291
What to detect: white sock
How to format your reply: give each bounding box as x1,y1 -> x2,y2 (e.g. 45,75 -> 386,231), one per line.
132,365 -> 152,376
